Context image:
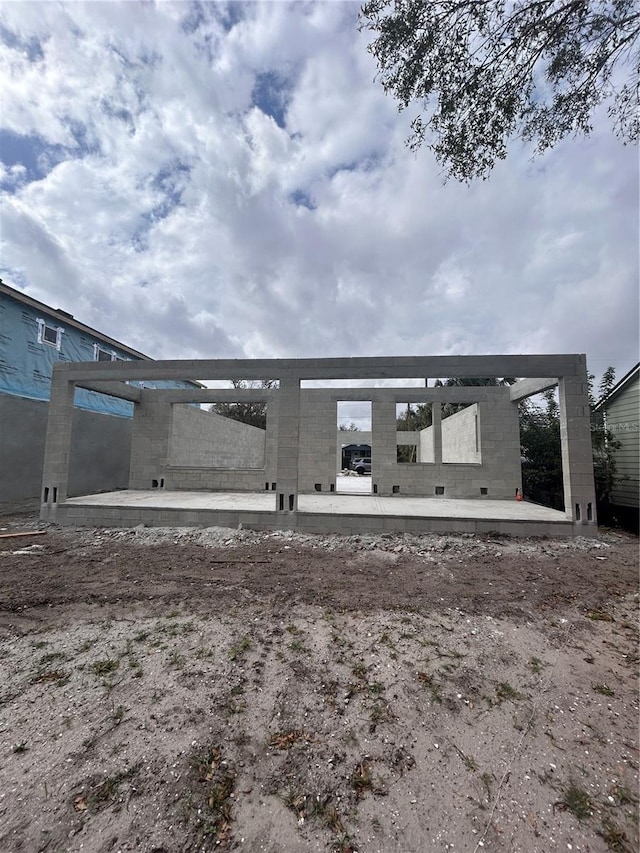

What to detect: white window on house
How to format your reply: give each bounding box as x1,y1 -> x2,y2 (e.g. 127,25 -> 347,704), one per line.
94,345 -> 114,362
37,319 -> 63,350
93,344 -> 128,362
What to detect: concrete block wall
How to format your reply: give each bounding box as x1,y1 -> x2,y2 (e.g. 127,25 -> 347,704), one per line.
441,404 -> 480,463
372,392 -> 521,499
128,392 -> 173,489
130,393 -> 278,493
169,405 -> 265,468
298,391 -> 338,492
39,355 -> 597,531
0,393 -> 132,501
420,404 -> 481,464
559,372 -> 597,523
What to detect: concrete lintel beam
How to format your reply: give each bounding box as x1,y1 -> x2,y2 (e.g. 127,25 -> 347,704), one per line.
509,378 -> 558,402
156,388 -> 278,404
324,387 -> 508,403
75,380 -> 142,403
63,354 -> 586,383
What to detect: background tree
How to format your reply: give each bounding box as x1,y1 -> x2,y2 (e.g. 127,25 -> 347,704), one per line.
518,369 -> 620,511
519,389 -> 564,509
211,379 -> 277,430
360,1 -> 640,180
589,368 -> 620,505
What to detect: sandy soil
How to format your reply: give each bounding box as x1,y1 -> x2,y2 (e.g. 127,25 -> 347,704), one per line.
0,505 -> 637,853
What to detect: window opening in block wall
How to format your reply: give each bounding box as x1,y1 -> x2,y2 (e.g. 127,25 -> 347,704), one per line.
168,400 -> 267,470
518,387 -> 564,512
441,402 -> 481,464
396,402 -> 433,463
337,400 -> 372,494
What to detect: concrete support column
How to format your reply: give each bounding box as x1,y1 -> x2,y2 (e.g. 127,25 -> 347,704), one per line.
264,394 -> 279,489
41,366 -> 76,510
372,398 -> 396,495
432,403 -> 443,464
275,376 -> 300,512
128,391 -> 171,489
558,367 -> 597,526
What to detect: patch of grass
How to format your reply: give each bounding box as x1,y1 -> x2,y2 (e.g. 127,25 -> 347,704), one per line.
282,787 -> 307,821
529,656 -> 546,674
593,683 -> 615,697
188,745 -> 236,846
609,784 -> 637,806
349,759 -> 373,799
12,741 -> 28,753
555,782 -> 593,819
133,630 -> 150,643
599,818 -> 631,852
32,640 -> 48,649
288,639 -> 309,654
91,658 -> 119,676
286,624 -> 301,635
368,699 -> 391,733
351,661 -> 367,680
495,681 -> 524,702
417,671 -> 442,704
31,668 -> 70,687
78,638 -> 98,653
379,630 -> 396,650
111,705 -> 125,723
452,743 -> 477,771
267,730 -> 313,750
228,636 -> 251,661
167,650 -> 186,669
585,608 -> 614,622
195,647 -> 215,660
38,651 -> 68,666
480,772 -> 493,799
74,766 -> 138,812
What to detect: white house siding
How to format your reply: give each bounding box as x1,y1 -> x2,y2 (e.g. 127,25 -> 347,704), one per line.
606,373 -> 639,508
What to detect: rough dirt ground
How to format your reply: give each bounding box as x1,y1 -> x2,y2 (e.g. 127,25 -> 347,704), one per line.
0,502 -> 638,853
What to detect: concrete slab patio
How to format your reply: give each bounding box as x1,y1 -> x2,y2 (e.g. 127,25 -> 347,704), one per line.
56,488 -> 582,537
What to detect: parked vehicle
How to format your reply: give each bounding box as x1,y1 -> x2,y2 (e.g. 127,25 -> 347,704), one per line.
350,457 -> 371,475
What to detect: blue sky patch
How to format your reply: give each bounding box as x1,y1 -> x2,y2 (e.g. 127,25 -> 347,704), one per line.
0,130 -> 69,185
253,71 -> 291,129
290,189 -> 316,210
0,25 -> 44,62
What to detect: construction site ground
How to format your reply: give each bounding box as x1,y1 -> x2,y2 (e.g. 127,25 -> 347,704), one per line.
0,500 -> 638,853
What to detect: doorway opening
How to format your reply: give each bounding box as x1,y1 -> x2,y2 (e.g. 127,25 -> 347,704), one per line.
336,401 -> 372,494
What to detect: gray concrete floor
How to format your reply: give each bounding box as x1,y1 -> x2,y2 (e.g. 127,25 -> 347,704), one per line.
64,489 -> 567,521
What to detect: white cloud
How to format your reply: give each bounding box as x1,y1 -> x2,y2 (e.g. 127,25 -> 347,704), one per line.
0,1 -> 637,381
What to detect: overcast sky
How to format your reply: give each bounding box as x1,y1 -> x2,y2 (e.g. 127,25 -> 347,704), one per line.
1,1 -> 638,386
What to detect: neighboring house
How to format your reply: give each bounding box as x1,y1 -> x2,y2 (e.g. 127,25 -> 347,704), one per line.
0,279 -> 197,501
595,362 -> 640,528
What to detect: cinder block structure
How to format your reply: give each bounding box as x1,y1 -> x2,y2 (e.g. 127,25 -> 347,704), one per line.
40,354 -> 598,536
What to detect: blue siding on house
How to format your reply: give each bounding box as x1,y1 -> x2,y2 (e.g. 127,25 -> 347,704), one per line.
0,288 -> 195,416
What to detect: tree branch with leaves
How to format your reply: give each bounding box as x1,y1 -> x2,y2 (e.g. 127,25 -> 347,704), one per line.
360,0 -> 639,180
